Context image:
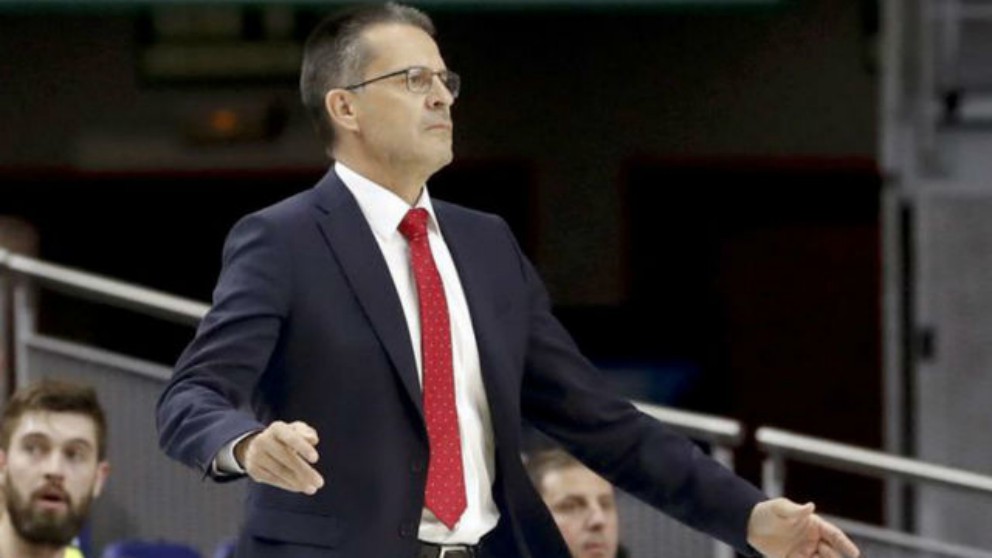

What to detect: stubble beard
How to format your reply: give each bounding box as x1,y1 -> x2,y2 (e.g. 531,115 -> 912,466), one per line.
3,478 -> 92,547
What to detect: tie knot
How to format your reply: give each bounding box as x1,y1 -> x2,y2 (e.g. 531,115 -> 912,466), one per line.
399,208 -> 430,242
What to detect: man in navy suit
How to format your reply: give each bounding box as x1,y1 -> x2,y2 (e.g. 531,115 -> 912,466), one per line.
156,3 -> 860,558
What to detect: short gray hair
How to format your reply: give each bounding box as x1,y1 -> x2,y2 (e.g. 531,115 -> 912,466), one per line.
299,2 -> 435,154
524,448 -> 585,493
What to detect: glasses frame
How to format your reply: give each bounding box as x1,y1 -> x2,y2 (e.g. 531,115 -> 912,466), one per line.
342,65 -> 460,99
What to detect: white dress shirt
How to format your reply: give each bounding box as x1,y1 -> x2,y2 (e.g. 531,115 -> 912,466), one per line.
216,162 -> 499,545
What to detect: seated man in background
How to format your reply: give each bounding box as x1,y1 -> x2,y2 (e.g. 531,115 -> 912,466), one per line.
0,379 -> 110,558
527,448 -> 628,558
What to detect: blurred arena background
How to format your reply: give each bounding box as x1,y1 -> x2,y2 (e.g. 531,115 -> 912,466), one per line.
1,0 -> 991,556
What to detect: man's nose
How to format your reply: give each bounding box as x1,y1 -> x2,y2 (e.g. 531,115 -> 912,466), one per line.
586,503 -> 607,529
40,452 -> 68,476
427,75 -> 455,107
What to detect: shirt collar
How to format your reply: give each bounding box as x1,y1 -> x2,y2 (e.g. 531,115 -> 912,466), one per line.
334,161 -> 440,241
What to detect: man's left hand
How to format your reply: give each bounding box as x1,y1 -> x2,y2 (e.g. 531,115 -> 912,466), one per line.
747,498 -> 861,558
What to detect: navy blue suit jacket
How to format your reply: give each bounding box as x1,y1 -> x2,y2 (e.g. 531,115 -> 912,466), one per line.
156,169 -> 765,557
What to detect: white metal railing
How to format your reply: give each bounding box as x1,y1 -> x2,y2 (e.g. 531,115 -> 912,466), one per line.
634,399 -> 743,558
11,249 -> 992,556
0,249 -> 208,390
0,249 -> 749,453
758,427 -> 992,497
11,250 -> 992,556
2,249 -> 208,326
633,400 -> 742,468
0,249 -> 750,558
635,402 -> 742,558
827,515 -> 992,558
758,426 -> 992,557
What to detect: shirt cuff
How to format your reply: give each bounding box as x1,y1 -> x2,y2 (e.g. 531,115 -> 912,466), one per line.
213,430 -> 258,476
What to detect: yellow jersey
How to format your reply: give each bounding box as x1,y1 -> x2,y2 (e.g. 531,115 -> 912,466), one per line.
64,546 -> 84,558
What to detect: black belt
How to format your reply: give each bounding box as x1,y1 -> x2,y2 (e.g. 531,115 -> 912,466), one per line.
417,541 -> 478,558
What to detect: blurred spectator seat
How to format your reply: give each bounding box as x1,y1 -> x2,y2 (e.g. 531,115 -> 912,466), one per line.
101,540 -> 202,558
211,538 -> 235,558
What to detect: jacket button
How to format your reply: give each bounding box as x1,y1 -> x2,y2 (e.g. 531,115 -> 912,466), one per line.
400,522 -> 417,537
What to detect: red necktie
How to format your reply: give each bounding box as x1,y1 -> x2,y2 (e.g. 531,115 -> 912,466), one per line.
399,208 -> 466,529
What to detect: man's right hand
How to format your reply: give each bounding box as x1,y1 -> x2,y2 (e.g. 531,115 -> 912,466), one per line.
235,420 -> 324,495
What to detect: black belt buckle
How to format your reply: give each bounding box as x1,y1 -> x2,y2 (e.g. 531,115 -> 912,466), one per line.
419,542 -> 476,558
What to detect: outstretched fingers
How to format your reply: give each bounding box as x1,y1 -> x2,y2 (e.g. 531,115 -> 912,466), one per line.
817,517 -> 861,558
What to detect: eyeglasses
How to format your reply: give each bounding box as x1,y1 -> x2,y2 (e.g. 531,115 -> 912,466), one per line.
343,66 -> 461,100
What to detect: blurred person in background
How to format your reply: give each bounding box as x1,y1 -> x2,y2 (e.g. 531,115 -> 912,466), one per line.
0,379 -> 109,558
526,448 -> 627,558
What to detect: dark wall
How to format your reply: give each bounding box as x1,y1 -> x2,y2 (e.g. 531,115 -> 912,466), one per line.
0,0 -> 877,303
624,160 -> 882,520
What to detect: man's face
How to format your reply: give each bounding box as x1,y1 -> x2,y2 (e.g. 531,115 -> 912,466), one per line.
349,23 -> 455,178
540,464 -> 620,558
0,411 -> 108,547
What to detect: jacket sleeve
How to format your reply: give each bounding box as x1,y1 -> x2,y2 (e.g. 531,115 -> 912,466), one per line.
156,212 -> 290,478
511,225 -> 765,554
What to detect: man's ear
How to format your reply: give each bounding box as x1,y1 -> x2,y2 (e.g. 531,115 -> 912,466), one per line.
325,89 -> 360,133
91,461 -> 110,498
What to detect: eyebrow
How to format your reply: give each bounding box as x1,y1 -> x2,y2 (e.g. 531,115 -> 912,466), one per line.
555,495 -> 587,505
20,432 -> 96,449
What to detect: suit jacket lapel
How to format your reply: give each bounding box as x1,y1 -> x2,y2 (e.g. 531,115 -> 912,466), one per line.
435,204 -> 513,437
311,170 -> 424,419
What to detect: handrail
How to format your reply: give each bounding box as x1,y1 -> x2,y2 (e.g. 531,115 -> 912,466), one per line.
635,399 -> 740,558
0,251 -> 748,450
757,427 -> 992,495
0,250 -> 747,439
27,333 -> 174,383
824,514 -> 992,558
3,252 -> 208,327
634,400 -> 743,447
0,249 -> 745,558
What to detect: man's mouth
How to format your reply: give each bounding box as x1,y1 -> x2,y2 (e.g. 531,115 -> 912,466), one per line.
32,487 -> 70,511
582,540 -> 608,554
